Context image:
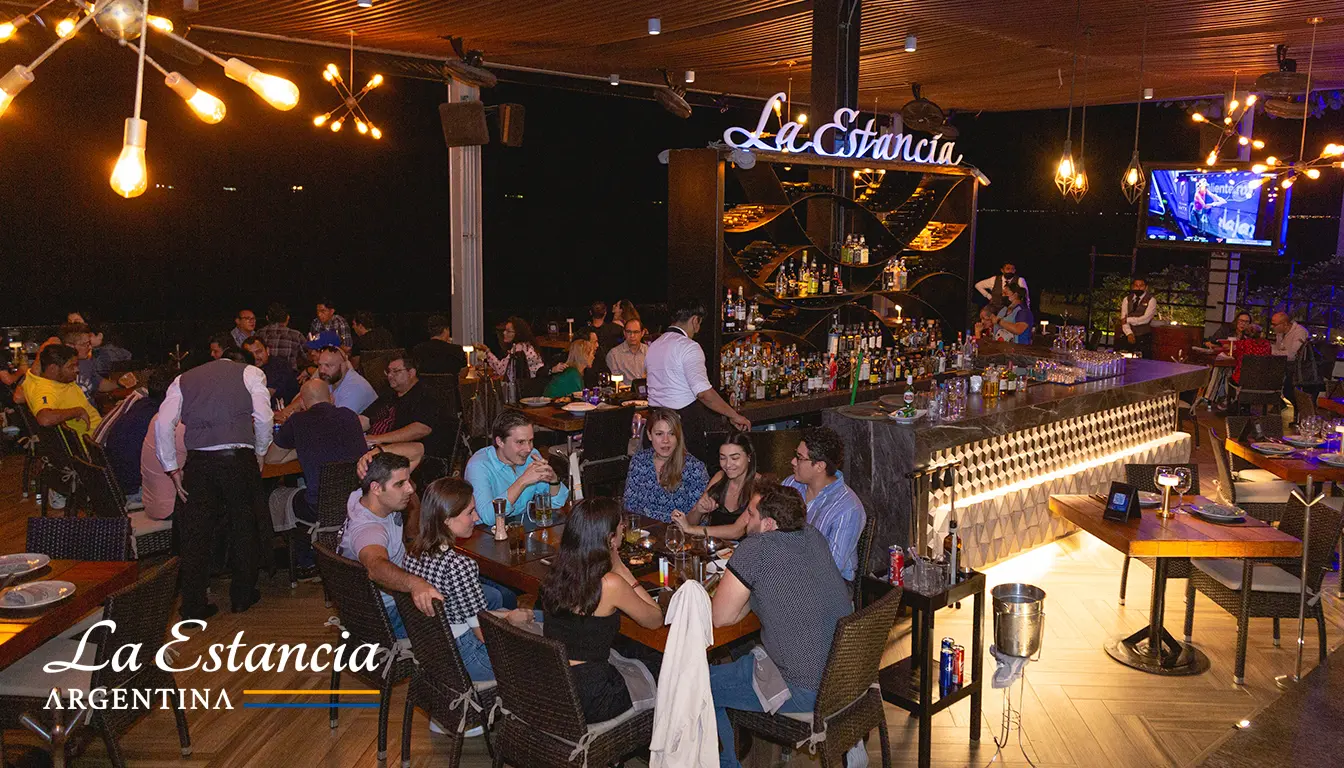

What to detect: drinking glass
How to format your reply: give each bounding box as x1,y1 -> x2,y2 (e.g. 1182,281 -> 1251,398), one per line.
623,513 -> 642,545
665,524 -> 686,554
1172,467 -> 1193,508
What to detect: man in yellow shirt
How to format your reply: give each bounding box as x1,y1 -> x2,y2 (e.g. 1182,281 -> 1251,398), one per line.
22,344 -> 101,438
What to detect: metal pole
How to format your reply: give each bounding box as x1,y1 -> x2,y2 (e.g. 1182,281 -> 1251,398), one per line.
1276,475 -> 1321,690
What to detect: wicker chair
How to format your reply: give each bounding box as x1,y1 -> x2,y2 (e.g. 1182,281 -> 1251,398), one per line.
0,559 -> 191,767
1232,355 -> 1288,414
300,460 -> 360,594
391,595 -> 497,768
728,586 -> 902,768
1183,495 -> 1344,685
853,514 -> 877,608
478,611 -> 654,768
580,455 -> 631,499
1116,463 -> 1201,606
360,348 -> 404,397
26,516 -> 134,561
579,406 -> 635,462
1224,415 -> 1285,478
313,544 -> 415,764
16,406 -> 78,517
1208,427 -> 1295,524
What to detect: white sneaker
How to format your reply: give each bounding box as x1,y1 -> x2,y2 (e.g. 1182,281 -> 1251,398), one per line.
49,490 -> 67,510
845,740 -> 869,768
429,719 -> 448,735
464,725 -> 484,738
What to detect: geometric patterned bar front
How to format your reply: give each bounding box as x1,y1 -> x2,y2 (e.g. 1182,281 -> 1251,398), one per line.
926,393 -> 1191,568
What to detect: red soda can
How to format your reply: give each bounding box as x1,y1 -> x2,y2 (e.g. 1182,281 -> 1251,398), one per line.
953,645 -> 965,686
888,546 -> 904,586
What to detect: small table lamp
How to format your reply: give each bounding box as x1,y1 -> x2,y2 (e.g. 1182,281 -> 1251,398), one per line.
610,374 -> 624,393
463,345 -> 476,380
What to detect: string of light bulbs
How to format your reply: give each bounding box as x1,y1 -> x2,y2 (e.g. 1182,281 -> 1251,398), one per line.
0,0 -> 299,198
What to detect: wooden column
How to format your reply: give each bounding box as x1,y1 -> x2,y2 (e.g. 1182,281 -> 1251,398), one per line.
808,0 -> 861,248
667,149 -> 725,381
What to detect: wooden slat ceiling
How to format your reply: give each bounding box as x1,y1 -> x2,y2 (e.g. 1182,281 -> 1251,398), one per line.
176,0 -> 1344,112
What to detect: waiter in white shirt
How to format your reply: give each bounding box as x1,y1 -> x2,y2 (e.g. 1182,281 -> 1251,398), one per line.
155,347 -> 274,620
646,299 -> 751,465
974,262 -> 1029,311
1116,276 -> 1157,358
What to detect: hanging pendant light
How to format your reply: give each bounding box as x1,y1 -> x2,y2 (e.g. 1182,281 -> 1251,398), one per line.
1054,0 -> 1082,196
109,0 -> 151,199
1121,6 -> 1149,203
1068,28 -> 1092,202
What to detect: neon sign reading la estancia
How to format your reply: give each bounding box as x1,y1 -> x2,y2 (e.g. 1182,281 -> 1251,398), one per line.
724,92 -> 964,166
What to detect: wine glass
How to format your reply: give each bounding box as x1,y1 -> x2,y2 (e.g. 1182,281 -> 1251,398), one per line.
1172,467 -> 1193,509
665,524 -> 686,554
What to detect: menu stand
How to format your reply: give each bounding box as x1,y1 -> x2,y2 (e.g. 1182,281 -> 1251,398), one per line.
863,570 -> 985,768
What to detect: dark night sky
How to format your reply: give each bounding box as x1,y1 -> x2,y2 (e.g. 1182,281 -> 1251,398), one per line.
1,27 -> 1341,334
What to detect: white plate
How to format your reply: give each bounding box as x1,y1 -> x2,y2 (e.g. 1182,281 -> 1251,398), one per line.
1191,502 -> 1244,520
0,553 -> 49,578
705,558 -> 730,575
1251,442 -> 1294,455
562,402 -> 597,413
1283,435 -> 1324,448
1138,491 -> 1162,508
1319,453 -> 1344,467
624,399 -> 649,408
0,580 -> 75,609
519,396 -> 552,407
889,409 -> 927,424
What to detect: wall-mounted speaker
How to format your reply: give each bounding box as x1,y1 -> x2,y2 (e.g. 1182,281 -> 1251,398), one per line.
495,103 -> 525,147
438,100 -> 489,147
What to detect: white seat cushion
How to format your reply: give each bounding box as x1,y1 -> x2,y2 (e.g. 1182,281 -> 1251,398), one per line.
1320,497 -> 1344,511
0,610 -> 105,698
128,510 -> 172,536
1234,469 -> 1282,484
1233,480 -> 1296,503
1193,558 -> 1302,594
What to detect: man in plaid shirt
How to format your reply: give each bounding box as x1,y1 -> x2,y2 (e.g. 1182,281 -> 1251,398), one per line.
258,302 -> 307,371
310,297 -> 353,351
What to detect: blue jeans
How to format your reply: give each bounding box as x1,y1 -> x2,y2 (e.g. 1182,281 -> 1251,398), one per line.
709,653 -> 816,768
456,629 -> 495,682
480,578 -> 517,610
381,592 -> 407,640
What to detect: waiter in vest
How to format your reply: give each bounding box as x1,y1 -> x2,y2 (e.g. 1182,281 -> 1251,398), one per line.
1116,276 -> 1157,358
155,347 -> 274,619
974,261 -> 1030,312
646,298 -> 751,465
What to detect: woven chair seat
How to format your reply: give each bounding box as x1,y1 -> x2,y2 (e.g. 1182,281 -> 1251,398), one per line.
0,611 -> 103,697
493,706 -> 654,767
1234,469 -> 1283,484
1192,559 -> 1302,594
1232,480 -> 1297,504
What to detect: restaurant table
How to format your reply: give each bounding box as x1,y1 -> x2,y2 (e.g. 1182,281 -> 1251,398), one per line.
261,460 -> 302,479
862,571 -> 985,768
1049,494 -> 1300,676
533,334 -> 573,350
1224,438 -> 1344,486
1316,395 -> 1344,417
510,401 -> 643,434
0,560 -> 138,672
454,513 -> 760,653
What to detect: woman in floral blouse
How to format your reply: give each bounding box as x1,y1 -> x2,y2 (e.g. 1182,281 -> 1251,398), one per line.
622,408 -> 709,522
484,316 -> 545,378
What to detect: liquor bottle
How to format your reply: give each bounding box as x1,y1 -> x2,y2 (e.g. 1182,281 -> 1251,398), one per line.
723,288 -> 736,332
826,353 -> 839,391
869,351 -> 880,385
840,235 -> 852,265
833,266 -> 844,294
808,256 -> 820,295
821,263 -> 832,294
736,287 -> 748,331
859,235 -> 869,265
748,298 -> 761,331
903,374 -> 916,407
827,315 -> 840,356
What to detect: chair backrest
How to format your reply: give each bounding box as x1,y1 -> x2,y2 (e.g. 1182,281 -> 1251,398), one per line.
814,586 -> 903,721
748,428 -> 805,478
26,516 -> 134,561
581,406 -> 635,462
313,543 -> 399,652
855,513 -> 877,582
478,610 -> 590,739
580,455 -> 630,498
1225,415 -> 1282,442
1275,495 -> 1344,594
359,348 -> 404,396
74,458 -> 128,518
1124,463 -> 1201,495
60,425 -> 88,462
391,594 -> 474,699
459,375 -> 501,439
418,373 -> 461,417
1238,354 -> 1287,393
315,460 -> 360,550
91,559 -> 181,692
81,434 -> 111,469
1207,427 -> 1237,505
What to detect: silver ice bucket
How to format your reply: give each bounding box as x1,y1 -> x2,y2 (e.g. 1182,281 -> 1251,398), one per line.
992,583 -> 1045,659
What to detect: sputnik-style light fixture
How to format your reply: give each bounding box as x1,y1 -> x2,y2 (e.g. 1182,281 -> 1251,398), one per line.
313,31 -> 384,139
0,0 -> 65,43
1121,5 -> 1149,203
0,0 -> 299,199
1190,72 -> 1264,166
1259,18 -> 1344,190
1054,0 -> 1082,196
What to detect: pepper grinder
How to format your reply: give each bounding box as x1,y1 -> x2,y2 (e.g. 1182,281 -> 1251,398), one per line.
492,499 -> 508,541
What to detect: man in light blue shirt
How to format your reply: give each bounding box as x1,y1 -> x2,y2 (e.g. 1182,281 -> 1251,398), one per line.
315,344 -> 377,415
465,410 -> 570,526
782,426 -> 866,581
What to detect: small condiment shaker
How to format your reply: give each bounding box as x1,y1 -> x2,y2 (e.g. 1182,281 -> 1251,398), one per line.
492,499 -> 508,541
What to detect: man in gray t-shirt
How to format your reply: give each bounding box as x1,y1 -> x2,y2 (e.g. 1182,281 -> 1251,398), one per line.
338,452 -> 442,639
709,485 -> 853,768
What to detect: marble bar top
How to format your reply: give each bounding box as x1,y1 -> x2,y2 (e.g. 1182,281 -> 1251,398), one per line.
829,358 -> 1208,461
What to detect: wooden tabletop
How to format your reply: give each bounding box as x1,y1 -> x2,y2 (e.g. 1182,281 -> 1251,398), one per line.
1317,395 -> 1344,417
454,517 -> 760,653
534,334 -> 573,350
262,460 -> 302,479
1224,438 -> 1344,485
0,559 -> 139,672
511,401 -> 643,433
1049,494 -> 1301,559
1188,347 -> 1235,368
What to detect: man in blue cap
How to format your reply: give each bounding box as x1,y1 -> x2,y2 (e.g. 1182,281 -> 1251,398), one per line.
307,331 -> 378,415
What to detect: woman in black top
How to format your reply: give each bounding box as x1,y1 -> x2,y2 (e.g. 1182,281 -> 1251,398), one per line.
540,498 -> 663,723
673,432 -> 761,539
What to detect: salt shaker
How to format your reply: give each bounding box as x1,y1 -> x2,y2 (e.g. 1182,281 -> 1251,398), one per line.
492,499 -> 508,541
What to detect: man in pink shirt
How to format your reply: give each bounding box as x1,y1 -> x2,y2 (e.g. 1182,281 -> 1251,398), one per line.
140,412 -> 187,521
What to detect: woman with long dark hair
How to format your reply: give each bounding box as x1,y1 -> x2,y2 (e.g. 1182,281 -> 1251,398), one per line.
622,408 -> 710,523
484,316 -> 544,378
540,497 -> 662,723
403,478 -> 536,682
679,431 -> 759,530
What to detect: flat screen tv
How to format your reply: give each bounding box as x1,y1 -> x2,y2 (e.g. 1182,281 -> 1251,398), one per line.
1138,166 -> 1289,254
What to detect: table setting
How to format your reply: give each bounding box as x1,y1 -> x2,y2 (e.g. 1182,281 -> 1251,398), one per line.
0,554 -> 73,610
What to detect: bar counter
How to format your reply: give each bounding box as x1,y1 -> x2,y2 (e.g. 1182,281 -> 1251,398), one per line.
823,354 -> 1207,571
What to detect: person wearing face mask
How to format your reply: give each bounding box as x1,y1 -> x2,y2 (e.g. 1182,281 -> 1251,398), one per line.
975,262 -> 1029,311
1116,277 -> 1157,358
646,299 -> 751,465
